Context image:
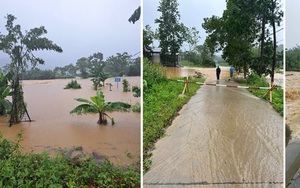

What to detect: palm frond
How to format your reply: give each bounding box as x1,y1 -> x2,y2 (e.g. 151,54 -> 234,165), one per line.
106,102 -> 131,112
74,98 -> 95,106
70,104 -> 95,115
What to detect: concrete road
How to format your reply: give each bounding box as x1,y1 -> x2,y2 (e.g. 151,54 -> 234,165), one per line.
143,79 -> 283,188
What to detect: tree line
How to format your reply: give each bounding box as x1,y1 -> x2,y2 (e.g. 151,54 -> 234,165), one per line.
202,0 -> 283,81
286,46 -> 300,71
144,0 -> 283,80
1,52 -> 140,80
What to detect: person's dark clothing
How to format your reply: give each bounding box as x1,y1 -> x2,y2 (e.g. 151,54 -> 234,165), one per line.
216,67 -> 221,80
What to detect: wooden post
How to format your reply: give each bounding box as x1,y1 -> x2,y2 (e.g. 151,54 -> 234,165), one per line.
269,82 -> 272,103
182,77 -> 189,94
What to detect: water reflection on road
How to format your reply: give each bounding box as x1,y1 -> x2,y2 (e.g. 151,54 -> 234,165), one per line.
144,67 -> 283,187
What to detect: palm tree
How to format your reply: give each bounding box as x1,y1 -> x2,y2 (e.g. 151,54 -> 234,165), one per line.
70,90 -> 131,125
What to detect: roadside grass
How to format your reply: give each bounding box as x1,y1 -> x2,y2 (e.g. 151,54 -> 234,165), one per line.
234,73 -> 283,116
0,132 -> 140,187
143,58 -> 204,172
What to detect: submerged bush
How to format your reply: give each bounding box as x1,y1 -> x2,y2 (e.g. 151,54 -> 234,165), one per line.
64,80 -> 81,89
0,132 -> 140,187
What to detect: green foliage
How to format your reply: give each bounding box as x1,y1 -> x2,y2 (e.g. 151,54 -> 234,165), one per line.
246,73 -> 269,87
0,132 -> 140,187
286,46 -> 300,71
21,68 -> 57,80
0,14 -> 62,125
155,0 -> 186,66
143,60 -> 204,171
143,25 -> 155,59
64,80 -> 81,89
143,58 -> 167,88
105,52 -> 131,77
127,57 -> 141,76
132,103 -> 140,113
132,86 -> 140,97
235,73 -> 283,116
0,69 -> 11,115
123,79 -> 130,92
76,57 -> 89,78
70,90 -> 131,125
91,77 -> 103,90
202,0 -> 283,78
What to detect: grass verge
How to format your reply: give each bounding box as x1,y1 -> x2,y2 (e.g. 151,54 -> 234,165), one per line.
143,58 -> 204,172
234,73 -> 283,116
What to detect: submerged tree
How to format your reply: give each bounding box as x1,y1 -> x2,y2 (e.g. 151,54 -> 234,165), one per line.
0,14 -> 62,126
70,90 -> 131,125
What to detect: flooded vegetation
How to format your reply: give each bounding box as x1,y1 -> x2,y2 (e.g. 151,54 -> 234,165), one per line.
0,77 -> 140,166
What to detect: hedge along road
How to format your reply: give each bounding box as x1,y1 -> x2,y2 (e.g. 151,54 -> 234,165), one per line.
143,67 -> 283,188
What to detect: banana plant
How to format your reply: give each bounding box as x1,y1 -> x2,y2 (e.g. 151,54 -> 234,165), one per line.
70,90 -> 131,125
0,85 -> 11,116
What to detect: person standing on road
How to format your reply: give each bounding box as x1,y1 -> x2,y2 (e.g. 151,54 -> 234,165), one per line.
229,65 -> 235,80
216,66 -> 221,80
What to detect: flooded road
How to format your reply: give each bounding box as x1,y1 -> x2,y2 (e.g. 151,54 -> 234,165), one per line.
0,77 -> 140,166
144,67 -> 283,187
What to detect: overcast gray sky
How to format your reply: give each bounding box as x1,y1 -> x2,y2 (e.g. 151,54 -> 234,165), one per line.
143,0 -> 284,51
286,0 -> 299,49
0,0 -> 140,69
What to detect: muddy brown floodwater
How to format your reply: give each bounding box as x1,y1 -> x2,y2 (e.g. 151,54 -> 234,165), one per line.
286,72 -> 300,187
144,67 -> 283,188
0,77 -> 140,166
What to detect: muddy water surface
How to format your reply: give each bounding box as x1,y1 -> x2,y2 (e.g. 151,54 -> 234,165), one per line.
166,66 -> 230,80
0,77 -> 140,166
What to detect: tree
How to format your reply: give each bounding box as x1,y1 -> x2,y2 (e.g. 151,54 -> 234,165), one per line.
184,26 -> 200,52
76,57 -> 89,78
70,90 -> 131,125
128,57 -> 141,76
0,14 -> 62,126
286,46 -> 300,71
88,52 -> 109,87
155,0 -> 185,66
105,52 -> 131,76
143,25 -> 155,59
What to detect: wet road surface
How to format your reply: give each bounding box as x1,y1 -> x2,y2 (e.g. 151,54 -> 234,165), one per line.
144,77 -> 283,187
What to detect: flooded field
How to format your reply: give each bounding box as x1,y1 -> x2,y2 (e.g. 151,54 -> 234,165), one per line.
286,72 -> 300,137
0,77 -> 140,166
166,66 -> 230,80
286,72 -> 300,186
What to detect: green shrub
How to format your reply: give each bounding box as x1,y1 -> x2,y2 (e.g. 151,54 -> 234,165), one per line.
122,79 -> 130,92
132,86 -> 140,97
64,80 -> 81,89
132,103 -> 140,113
